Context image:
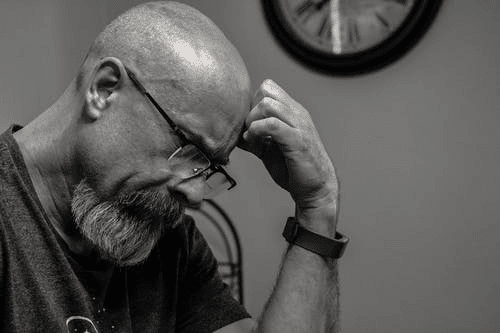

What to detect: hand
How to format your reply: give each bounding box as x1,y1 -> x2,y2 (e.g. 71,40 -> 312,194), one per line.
239,80 -> 339,229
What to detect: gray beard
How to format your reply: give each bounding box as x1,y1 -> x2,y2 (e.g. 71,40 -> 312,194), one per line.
71,180 -> 184,266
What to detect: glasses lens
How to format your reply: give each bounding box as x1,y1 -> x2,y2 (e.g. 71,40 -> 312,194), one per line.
167,144 -> 210,179
167,144 -> 236,198
203,170 -> 233,198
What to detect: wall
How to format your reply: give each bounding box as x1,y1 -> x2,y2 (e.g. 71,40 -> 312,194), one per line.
0,0 -> 108,127
1,1 -> 499,332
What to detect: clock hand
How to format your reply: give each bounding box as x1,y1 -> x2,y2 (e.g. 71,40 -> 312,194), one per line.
296,0 -> 330,17
331,0 -> 342,54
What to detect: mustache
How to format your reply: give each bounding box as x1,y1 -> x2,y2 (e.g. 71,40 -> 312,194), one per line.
115,187 -> 184,225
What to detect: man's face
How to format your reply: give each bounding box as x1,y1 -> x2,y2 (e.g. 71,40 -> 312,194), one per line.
71,51 -> 251,266
71,179 -> 184,266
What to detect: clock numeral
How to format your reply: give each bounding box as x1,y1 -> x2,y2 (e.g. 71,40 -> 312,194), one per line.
316,13 -> 331,40
294,0 -> 330,23
295,0 -> 316,16
375,13 -> 390,29
346,19 -> 361,46
295,0 -> 317,23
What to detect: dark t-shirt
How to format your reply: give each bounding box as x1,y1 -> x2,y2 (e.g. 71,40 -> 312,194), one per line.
0,125 -> 250,332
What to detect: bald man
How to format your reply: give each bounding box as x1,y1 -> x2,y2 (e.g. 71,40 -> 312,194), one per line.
0,2 -> 346,332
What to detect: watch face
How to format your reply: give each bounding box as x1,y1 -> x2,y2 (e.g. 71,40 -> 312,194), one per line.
262,0 -> 443,75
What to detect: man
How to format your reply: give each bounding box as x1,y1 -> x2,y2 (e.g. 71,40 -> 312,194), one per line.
0,1 -> 347,332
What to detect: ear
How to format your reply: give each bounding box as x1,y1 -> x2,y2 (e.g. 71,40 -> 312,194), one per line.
85,57 -> 125,120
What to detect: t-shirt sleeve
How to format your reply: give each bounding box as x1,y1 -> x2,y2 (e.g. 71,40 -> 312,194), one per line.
175,217 -> 250,333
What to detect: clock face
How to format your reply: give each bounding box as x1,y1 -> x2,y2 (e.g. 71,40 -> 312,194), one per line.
262,0 -> 443,75
279,0 -> 415,54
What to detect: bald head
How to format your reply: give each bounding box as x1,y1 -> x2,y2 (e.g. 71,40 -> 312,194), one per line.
79,1 -> 249,100
75,1 -> 251,158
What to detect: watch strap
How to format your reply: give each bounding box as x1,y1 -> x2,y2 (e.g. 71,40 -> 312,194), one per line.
282,217 -> 349,259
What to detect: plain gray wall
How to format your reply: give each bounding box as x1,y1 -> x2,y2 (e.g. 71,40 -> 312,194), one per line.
1,1 -> 500,332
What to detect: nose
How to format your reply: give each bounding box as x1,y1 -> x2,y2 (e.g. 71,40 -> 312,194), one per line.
171,176 -> 206,209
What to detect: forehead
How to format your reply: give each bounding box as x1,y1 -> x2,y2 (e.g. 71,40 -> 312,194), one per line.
133,71 -> 250,165
174,101 -> 249,165
140,47 -> 252,164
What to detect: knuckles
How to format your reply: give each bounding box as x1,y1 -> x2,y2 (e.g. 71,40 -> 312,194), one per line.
258,97 -> 277,114
263,117 -> 282,132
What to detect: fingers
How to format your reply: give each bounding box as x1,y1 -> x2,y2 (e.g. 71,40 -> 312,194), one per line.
244,79 -> 306,132
244,116 -> 296,146
240,79 -> 313,156
247,79 -> 304,128
245,96 -> 295,130
240,79 -> 320,158
241,116 -> 297,158
253,79 -> 287,106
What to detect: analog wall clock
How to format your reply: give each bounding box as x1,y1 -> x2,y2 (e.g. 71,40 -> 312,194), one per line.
261,0 -> 443,75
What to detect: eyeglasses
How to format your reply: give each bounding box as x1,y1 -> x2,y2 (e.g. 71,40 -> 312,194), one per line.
125,67 -> 237,198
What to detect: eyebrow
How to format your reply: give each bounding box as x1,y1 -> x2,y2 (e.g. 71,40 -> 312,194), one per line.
185,132 -> 231,166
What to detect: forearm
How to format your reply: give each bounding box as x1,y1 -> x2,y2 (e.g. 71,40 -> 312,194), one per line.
256,243 -> 340,333
256,204 -> 341,333
241,79 -> 344,333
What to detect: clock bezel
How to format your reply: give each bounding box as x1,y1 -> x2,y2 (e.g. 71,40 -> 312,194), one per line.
261,0 -> 444,76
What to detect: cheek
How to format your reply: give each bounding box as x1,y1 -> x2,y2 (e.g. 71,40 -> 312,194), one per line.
74,129 -> 178,199
74,126 -> 149,197
74,100 -> 181,198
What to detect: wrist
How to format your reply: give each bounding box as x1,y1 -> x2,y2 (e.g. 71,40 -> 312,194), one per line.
283,217 -> 348,259
295,197 -> 339,238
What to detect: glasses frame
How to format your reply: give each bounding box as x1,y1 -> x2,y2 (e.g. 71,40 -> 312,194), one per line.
125,66 -> 237,191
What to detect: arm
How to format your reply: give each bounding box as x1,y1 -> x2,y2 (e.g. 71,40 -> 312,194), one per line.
235,79 -> 343,333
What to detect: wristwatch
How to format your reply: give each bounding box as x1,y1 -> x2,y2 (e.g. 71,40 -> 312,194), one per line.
283,217 -> 349,259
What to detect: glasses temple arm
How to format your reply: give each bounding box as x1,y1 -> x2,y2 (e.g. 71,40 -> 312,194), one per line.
125,67 -> 188,142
